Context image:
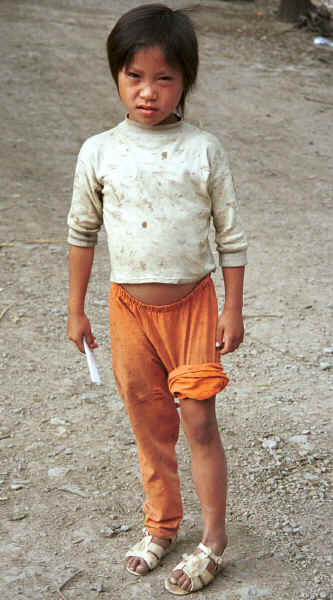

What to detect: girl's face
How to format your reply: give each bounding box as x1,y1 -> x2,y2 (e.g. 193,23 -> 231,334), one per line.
118,46 -> 184,126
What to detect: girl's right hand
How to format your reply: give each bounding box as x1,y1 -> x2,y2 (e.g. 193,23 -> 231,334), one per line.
67,313 -> 98,354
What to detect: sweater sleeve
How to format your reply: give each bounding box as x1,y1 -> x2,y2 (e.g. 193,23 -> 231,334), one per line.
208,140 -> 248,267
67,141 -> 103,247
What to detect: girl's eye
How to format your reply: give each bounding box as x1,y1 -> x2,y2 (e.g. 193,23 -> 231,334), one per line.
127,72 -> 139,79
160,76 -> 172,81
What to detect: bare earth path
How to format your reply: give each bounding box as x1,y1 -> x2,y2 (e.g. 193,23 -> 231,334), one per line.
0,1 -> 332,598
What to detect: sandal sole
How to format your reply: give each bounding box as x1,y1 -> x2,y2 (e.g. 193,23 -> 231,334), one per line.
165,576 -> 192,595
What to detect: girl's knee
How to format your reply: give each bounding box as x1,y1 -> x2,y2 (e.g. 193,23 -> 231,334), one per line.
181,400 -> 218,446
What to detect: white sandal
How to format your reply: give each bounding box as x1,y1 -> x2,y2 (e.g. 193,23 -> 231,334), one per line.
125,530 -> 177,576
164,542 -> 223,595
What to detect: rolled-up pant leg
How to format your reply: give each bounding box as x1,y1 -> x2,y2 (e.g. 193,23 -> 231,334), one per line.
109,286 -> 182,539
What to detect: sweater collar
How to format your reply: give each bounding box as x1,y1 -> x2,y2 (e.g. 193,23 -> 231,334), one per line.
124,114 -> 183,133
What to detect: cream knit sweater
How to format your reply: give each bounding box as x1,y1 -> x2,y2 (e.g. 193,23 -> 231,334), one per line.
68,117 -> 248,284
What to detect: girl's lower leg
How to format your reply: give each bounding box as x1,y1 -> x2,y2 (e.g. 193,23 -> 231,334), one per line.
169,397 -> 228,591
193,425 -> 228,553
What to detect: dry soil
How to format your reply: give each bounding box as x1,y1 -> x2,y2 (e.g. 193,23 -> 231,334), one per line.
0,1 -> 332,599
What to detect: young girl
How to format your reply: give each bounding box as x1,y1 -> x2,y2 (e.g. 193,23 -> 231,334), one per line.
67,4 -> 248,595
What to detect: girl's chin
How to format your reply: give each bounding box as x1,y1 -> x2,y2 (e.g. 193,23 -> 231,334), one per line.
129,109 -> 177,126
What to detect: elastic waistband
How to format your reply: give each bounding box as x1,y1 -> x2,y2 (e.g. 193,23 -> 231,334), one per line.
110,274 -> 213,313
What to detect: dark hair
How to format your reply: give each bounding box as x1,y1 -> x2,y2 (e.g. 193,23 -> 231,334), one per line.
106,3 -> 198,117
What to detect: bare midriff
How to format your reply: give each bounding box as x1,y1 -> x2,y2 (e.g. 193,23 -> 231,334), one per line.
121,281 -> 199,306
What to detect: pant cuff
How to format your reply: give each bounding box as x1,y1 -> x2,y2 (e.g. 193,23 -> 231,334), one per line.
168,362 -> 229,401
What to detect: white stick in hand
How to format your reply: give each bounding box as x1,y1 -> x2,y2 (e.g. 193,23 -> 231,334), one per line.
83,336 -> 101,385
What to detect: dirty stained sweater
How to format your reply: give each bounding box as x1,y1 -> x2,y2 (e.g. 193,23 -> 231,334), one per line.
67,116 -> 248,284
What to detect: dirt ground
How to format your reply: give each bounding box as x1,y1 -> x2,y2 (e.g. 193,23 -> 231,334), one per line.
0,1 -> 332,598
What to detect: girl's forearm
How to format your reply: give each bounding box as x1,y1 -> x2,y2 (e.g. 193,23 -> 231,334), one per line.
68,245 -> 95,314
221,266 -> 245,310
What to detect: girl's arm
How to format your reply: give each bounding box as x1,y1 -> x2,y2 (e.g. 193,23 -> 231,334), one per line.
216,266 -> 245,355
67,244 -> 98,353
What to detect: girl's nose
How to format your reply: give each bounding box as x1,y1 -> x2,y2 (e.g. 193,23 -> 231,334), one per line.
140,83 -> 157,100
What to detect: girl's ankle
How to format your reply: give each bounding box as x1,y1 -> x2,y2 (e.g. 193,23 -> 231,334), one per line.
201,533 -> 228,555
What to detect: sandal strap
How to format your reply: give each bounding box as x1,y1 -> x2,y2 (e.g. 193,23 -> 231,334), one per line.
198,542 -> 224,566
126,532 -> 176,571
170,543 -> 223,592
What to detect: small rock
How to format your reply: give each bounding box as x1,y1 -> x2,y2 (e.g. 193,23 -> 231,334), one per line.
289,435 -> 314,452
81,392 -> 101,404
319,362 -> 330,371
284,526 -> 293,534
0,427 -> 11,440
100,527 -> 115,538
48,467 -> 69,478
10,484 -> 24,491
50,417 -> 67,426
10,512 -> 28,521
55,427 -> 67,437
262,437 -> 280,451
304,472 -> 319,481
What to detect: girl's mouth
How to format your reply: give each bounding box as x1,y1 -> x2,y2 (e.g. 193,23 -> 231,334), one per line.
138,106 -> 157,113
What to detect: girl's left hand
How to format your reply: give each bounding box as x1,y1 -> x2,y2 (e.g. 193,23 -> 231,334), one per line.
216,307 -> 244,355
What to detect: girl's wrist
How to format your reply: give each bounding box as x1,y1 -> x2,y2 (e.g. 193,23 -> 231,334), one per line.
223,304 -> 243,312
67,301 -> 85,316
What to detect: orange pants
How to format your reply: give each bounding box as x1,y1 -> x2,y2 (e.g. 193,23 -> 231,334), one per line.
109,275 -> 228,538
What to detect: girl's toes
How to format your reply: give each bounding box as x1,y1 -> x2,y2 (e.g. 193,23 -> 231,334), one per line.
136,560 -> 149,575
170,569 -> 182,584
179,574 -> 192,591
125,557 -> 135,571
126,557 -> 148,575
170,569 -> 191,590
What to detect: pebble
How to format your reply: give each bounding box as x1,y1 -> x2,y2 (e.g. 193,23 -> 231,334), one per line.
262,437 -> 280,450
10,484 -> 24,491
91,582 -> 106,593
319,362 -> 330,370
100,527 -> 115,537
10,512 -> 28,521
323,347 -> 333,354
81,391 -> 103,404
55,427 -> 67,437
304,472 -> 319,481
0,427 -> 11,440
100,524 -> 131,537
50,417 -> 67,426
289,435 -> 314,452
48,467 -> 69,478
